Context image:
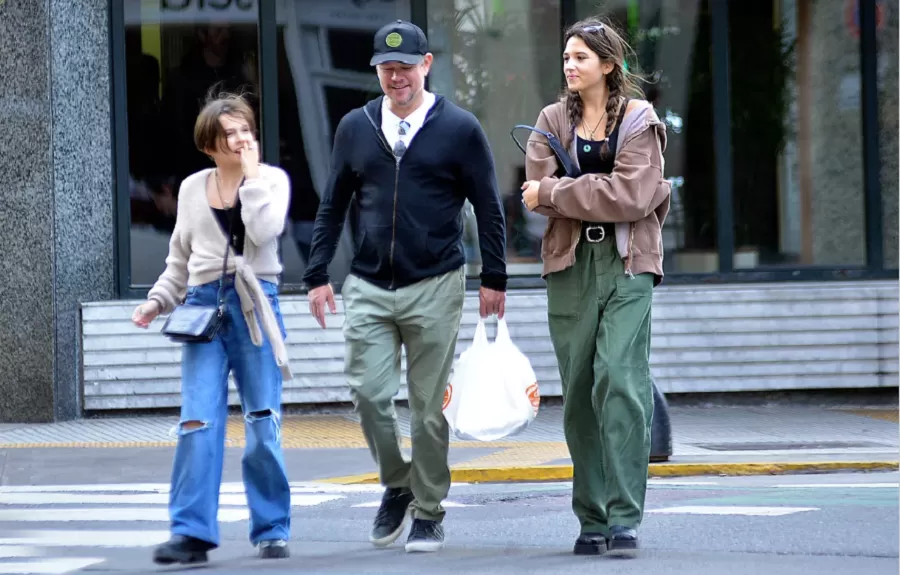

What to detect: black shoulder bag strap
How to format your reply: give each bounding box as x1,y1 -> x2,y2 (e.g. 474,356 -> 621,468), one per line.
510,124 -> 581,178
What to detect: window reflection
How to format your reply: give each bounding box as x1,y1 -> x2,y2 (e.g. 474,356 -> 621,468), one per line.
276,0 -> 411,287
577,0 -> 716,273
124,0 -> 259,286
427,0 -> 563,277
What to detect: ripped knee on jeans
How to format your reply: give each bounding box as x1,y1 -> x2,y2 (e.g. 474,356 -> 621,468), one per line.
245,409 -> 278,423
177,420 -> 209,435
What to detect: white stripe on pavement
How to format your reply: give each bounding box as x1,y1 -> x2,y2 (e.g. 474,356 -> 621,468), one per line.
0,530 -> 170,548
0,558 -> 105,574
0,492 -> 343,507
648,506 -> 817,516
0,546 -> 42,558
773,483 -> 898,488
352,500 -> 479,508
0,508 -> 249,523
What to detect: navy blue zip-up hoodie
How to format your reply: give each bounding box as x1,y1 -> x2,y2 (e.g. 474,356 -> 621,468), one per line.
302,95 -> 508,292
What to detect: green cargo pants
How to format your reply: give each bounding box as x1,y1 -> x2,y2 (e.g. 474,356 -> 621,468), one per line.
546,233 -> 655,535
341,267 -> 465,523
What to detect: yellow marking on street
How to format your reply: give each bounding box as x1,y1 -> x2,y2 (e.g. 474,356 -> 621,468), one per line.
452,442 -> 570,469
839,408 -> 899,423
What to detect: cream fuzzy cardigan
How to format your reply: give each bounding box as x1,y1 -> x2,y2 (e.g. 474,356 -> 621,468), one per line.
147,164 -> 292,379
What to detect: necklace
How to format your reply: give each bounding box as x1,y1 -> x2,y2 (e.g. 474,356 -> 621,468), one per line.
580,111 -> 608,153
214,169 -> 240,209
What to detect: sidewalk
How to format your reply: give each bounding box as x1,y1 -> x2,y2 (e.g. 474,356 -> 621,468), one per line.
0,404 -> 895,483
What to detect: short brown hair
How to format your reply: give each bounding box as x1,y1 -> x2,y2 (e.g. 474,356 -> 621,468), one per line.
193,91 -> 257,154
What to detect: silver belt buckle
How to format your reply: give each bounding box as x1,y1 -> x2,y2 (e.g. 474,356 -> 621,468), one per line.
585,224 -> 606,243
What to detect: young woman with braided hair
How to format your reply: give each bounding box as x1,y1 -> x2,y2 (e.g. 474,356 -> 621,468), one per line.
521,18 -> 671,557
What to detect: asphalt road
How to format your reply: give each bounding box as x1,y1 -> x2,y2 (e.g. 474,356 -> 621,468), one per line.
0,472 -> 896,575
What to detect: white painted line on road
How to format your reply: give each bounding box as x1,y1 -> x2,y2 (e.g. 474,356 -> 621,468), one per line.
0,484 -> 169,494
288,483 -> 385,494
648,506 -> 818,516
648,480 -> 719,486
774,483 -> 898,488
0,493 -> 240,506
0,530 -> 170,548
0,508 -> 249,522
0,546 -> 42,558
0,558 -> 105,574
0,492 -> 342,507
352,500 -> 479,508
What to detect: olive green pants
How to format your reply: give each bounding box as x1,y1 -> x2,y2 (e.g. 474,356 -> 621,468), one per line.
546,235 -> 654,535
341,267 -> 465,523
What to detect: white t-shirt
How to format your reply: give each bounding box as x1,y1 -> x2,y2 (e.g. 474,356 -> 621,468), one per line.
381,90 -> 436,152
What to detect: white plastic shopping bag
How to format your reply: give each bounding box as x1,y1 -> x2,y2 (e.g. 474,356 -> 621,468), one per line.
442,317 -> 540,441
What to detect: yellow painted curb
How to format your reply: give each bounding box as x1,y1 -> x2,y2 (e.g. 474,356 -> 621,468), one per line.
319,460 -> 900,485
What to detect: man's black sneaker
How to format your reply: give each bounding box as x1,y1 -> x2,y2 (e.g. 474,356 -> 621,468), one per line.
607,525 -> 638,556
404,519 -> 444,553
573,532 -> 607,555
257,539 -> 290,559
152,535 -> 215,565
369,487 -> 414,547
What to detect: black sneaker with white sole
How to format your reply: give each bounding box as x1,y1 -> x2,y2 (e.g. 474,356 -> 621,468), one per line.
152,535 -> 215,565
257,539 -> 290,559
404,519 -> 444,553
370,487 -> 415,547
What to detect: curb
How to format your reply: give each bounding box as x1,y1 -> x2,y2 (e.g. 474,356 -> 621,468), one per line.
319,460 -> 900,484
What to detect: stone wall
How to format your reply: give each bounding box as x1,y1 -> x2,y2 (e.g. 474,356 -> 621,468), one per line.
0,0 -> 115,422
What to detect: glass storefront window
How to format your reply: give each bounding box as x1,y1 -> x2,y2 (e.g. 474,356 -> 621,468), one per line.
576,0 -> 717,273
124,0 -> 260,286
875,0 -> 898,269
275,0 -> 412,287
427,0 -> 564,277
731,0 -> 868,269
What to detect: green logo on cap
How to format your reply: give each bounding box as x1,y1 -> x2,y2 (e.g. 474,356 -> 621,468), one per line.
385,32 -> 403,48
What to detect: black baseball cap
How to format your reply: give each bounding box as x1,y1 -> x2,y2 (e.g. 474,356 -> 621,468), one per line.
370,20 -> 428,66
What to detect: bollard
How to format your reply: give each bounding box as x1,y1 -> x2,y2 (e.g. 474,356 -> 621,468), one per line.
649,378 -> 673,462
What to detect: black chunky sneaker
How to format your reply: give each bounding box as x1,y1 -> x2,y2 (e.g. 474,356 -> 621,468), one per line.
152,535 -> 215,565
573,532 -> 607,555
257,539 -> 290,559
607,525 -> 639,556
404,518 -> 444,553
369,487 -> 414,547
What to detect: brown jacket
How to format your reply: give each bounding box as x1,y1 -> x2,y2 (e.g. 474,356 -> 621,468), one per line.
525,99 -> 671,283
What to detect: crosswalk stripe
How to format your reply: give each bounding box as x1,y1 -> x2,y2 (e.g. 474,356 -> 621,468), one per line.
0,508 -> 249,523
647,505 -> 818,516
0,530 -> 170,549
0,482 -> 386,495
351,500 -> 479,508
0,492 -> 343,507
773,483 -> 897,488
0,546 -> 42,559
0,559 -> 106,575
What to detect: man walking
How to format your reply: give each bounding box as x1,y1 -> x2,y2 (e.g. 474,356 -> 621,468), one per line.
302,20 -> 507,553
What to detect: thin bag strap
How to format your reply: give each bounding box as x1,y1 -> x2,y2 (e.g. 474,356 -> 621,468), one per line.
215,177 -> 245,309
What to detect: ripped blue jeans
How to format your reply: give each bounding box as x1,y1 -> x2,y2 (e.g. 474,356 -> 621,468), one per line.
169,277 -> 291,547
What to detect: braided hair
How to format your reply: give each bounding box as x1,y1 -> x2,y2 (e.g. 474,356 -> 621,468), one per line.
562,18 -> 645,160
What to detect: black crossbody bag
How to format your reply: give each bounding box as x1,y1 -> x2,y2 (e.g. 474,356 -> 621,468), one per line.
160,197 -> 238,344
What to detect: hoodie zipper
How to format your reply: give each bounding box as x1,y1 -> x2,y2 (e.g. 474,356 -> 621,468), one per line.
363,102 -> 439,290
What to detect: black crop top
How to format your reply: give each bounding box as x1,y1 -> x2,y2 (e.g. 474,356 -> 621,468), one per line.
575,98 -> 629,177
212,197 -> 246,256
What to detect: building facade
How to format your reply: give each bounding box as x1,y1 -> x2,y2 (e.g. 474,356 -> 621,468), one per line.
1,0 -> 897,422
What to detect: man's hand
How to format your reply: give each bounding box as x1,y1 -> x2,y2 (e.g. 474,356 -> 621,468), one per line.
308,284 -> 337,328
479,287 -> 506,319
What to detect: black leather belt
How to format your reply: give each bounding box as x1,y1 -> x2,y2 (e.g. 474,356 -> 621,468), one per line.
582,222 -> 612,243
